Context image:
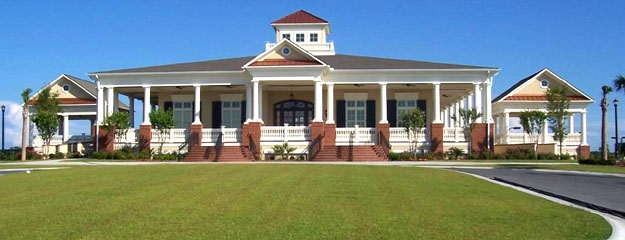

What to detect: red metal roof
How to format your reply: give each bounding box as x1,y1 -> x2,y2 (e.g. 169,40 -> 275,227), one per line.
250,59 -> 321,66
272,10 -> 328,24
29,98 -> 96,105
504,95 -> 589,101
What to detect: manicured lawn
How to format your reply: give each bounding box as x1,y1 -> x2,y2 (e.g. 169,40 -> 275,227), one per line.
0,165 -> 610,239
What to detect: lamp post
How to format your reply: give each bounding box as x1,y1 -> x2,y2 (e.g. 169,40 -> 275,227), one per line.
614,99 -> 619,158
1,105 -> 5,151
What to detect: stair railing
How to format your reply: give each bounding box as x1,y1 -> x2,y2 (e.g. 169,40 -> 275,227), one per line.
378,131 -> 391,158
307,135 -> 323,161
248,134 -> 260,161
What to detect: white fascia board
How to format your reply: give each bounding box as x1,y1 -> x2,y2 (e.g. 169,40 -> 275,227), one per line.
61,75 -> 96,99
29,74 -> 67,101
242,38 -> 328,68
541,69 -> 595,102
329,68 -> 500,73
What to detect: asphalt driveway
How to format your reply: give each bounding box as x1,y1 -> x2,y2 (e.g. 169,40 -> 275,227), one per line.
452,168 -> 625,217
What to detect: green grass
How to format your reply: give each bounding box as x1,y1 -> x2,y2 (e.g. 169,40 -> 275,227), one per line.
0,165 -> 611,239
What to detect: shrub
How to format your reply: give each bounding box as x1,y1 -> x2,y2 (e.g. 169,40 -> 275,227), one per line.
388,152 -> 401,161
446,147 -> 464,160
579,158 -> 615,165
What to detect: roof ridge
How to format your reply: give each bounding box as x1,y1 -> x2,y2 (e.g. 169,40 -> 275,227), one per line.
272,10 -> 328,24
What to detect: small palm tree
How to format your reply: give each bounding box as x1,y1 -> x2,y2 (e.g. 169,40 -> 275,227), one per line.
600,85 -> 612,161
21,88 -> 32,161
613,75 -> 625,92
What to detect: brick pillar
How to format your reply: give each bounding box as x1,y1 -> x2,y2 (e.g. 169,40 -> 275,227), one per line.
577,145 -> 590,160
489,123 -> 495,151
97,127 -> 114,152
139,124 -> 152,151
189,124 -> 203,149
241,123 -> 249,147
247,122 -> 262,156
377,123 -> 389,145
430,123 -> 444,153
471,123 -> 492,153
324,123 -> 336,146
310,121 -> 325,148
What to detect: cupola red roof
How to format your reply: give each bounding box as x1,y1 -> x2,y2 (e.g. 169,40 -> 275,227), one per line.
272,10 -> 328,24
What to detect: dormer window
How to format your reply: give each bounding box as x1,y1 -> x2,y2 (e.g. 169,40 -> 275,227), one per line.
282,34 -> 290,40
310,33 -> 318,42
296,33 -> 305,42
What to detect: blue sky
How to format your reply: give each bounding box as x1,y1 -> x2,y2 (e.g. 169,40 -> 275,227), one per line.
1,0 -> 624,150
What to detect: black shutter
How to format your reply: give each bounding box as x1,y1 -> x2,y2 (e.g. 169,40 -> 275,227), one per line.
199,102 -> 203,122
417,100 -> 427,119
240,100 -> 246,126
366,100 -> 375,128
388,100 -> 397,127
336,100 -> 346,127
191,101 -> 195,122
212,101 -> 222,128
164,101 -> 173,112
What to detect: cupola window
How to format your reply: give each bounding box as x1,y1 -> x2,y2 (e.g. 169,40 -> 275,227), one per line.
310,33 -> 318,42
282,34 -> 290,40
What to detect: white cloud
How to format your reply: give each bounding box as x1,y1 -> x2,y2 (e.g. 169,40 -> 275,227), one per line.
0,100 -> 24,148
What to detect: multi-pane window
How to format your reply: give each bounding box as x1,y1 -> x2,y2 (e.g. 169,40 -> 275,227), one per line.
295,33 -> 305,42
397,100 -> 418,126
222,101 -> 241,128
173,102 -> 193,128
282,33 -> 290,40
346,100 -> 366,127
309,33 -> 318,42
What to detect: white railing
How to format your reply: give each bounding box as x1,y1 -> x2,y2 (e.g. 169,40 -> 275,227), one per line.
389,127 -> 428,142
67,134 -> 92,143
151,128 -> 189,143
443,128 -> 466,142
201,127 -> 241,143
335,126 -> 377,143
32,135 -> 64,147
115,129 -> 139,143
260,125 -> 310,141
503,132 -> 582,145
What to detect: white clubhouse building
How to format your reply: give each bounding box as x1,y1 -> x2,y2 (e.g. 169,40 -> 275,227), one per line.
28,10 -> 592,160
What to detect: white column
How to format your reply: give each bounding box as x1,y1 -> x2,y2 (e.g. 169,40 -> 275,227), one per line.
129,96 -> 135,128
503,112 -> 510,143
106,87 -> 114,117
473,83 -> 482,122
467,94 -> 473,109
259,83 -> 264,120
114,93 -> 119,113
483,81 -> 492,123
193,85 -> 201,124
326,83 -> 334,124
96,87 -> 104,124
379,83 -> 388,124
252,81 -> 260,121
246,83 -> 252,122
581,112 -> 587,145
313,81 -> 323,122
543,118 -> 549,143
433,83 -> 441,123
62,114 -> 69,141
443,108 -> 449,127
454,101 -> 460,128
142,86 -> 151,125
569,113 -> 575,134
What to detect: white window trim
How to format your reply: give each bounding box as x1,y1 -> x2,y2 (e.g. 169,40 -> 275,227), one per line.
345,99 -> 367,127
396,99 -> 420,126
295,33 -> 305,42
221,101 -> 242,128
540,79 -> 550,89
173,100 -> 193,128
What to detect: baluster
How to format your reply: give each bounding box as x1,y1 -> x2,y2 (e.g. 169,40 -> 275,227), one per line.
284,123 -> 289,142
354,125 -> 360,143
221,125 -> 226,143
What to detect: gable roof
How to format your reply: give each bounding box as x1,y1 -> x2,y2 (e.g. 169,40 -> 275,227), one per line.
243,38 -> 327,68
92,54 -> 495,74
272,10 -> 328,24
28,74 -> 128,109
492,68 -> 594,103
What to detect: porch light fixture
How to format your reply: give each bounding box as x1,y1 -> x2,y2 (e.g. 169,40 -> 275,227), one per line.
354,84 -> 362,87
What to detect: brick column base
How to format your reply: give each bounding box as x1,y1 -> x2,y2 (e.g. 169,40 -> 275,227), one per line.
247,122 -> 262,157
377,123 -> 390,145
323,123 -> 336,146
430,123 -> 444,153
241,123 -> 249,147
97,126 -> 114,152
577,145 -> 590,160
139,124 -> 152,151
471,123 -> 494,154
189,124 -> 203,149
310,121 -> 325,147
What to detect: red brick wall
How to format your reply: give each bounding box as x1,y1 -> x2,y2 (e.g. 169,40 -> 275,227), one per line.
323,123 -> 336,146
577,145 -> 590,160
139,124 -> 152,151
471,123 -> 494,153
377,123 -> 389,144
189,124 -> 203,148
98,127 -> 114,152
430,123 -> 444,153
247,122 -> 262,153
310,121 -> 325,148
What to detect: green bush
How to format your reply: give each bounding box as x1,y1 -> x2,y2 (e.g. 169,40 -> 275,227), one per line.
579,158 -> 615,165
388,152 -> 401,161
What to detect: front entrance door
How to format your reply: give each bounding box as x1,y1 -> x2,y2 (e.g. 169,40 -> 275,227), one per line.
274,100 -> 314,126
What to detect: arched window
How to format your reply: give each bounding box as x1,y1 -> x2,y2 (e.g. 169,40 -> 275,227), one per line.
274,100 -> 314,126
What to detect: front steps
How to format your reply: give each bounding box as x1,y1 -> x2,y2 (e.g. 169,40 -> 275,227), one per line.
183,146 -> 254,162
313,145 -> 388,161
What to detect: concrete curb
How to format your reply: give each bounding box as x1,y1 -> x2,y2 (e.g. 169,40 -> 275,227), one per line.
452,170 -> 625,240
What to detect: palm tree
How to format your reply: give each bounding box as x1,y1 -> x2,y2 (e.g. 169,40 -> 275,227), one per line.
21,88 -> 32,161
613,75 -> 625,92
600,85 -> 612,161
